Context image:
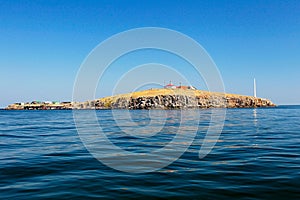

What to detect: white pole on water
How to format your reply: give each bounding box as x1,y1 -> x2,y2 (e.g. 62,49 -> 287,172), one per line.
254,78 -> 257,97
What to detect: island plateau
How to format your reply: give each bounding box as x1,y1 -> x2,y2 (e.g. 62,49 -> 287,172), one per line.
5,86 -> 275,110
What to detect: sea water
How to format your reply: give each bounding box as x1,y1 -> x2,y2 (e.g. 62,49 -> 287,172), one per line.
0,106 -> 299,199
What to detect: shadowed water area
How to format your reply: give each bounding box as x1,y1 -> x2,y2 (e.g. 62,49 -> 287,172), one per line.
0,106 -> 299,199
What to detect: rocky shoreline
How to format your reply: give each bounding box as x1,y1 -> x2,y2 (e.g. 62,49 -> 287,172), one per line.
74,94 -> 275,110
5,89 -> 276,110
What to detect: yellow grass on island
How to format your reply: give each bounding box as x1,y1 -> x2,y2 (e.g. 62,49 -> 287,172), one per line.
97,87 -> 275,109
5,87 -> 275,110
99,88 -> 253,103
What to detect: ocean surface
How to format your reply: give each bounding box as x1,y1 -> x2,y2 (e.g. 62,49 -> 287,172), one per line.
0,106 -> 299,199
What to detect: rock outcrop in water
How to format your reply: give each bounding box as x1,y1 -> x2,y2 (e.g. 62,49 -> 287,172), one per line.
73,88 -> 276,109
108,95 -> 274,109
5,88 -> 275,110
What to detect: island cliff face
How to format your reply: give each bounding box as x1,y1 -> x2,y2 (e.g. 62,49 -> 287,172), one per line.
5,88 -> 275,110
74,88 -> 276,109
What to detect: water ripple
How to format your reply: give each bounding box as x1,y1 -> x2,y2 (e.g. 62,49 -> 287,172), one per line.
0,107 -> 300,199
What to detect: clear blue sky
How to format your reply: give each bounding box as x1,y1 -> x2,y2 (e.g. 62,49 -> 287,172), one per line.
1,0 -> 299,107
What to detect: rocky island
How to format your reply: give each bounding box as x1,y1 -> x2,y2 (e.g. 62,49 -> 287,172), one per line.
6,86 -> 275,110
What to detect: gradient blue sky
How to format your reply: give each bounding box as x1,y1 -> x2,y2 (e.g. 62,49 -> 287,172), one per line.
1,0 -> 299,107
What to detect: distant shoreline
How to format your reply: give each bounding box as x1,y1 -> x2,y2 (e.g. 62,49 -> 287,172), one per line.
5,88 -> 276,110
5,106 -> 300,111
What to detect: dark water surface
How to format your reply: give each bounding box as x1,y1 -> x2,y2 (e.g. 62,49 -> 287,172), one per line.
0,106 -> 299,199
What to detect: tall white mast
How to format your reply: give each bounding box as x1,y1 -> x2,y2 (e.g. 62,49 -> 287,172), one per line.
254,78 -> 257,97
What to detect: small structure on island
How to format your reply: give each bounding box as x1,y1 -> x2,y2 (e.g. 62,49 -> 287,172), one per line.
254,78 -> 257,97
164,81 -> 177,89
164,81 -> 197,90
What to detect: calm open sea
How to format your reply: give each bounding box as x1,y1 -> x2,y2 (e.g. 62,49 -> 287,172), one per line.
0,106 -> 299,199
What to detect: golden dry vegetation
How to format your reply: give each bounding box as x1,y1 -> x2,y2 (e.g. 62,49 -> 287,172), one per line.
98,88 -> 253,102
